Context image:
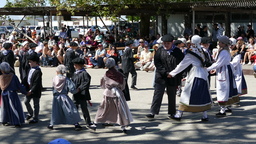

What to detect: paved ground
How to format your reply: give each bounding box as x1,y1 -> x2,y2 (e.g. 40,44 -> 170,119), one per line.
0,66 -> 256,144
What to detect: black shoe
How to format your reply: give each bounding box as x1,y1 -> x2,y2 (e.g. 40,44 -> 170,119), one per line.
26,115 -> 32,121
2,122 -> 10,126
122,129 -> 127,133
29,120 -> 38,124
74,124 -> 82,131
86,123 -> 97,131
216,112 -> 226,117
225,109 -> 232,113
47,125 -> 53,130
131,86 -> 138,90
145,114 -> 155,119
170,115 -> 181,121
201,118 -> 209,122
14,125 -> 21,128
167,114 -> 175,120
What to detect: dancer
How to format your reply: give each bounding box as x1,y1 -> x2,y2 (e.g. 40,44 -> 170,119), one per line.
47,65 -> 82,130
94,58 -> 133,133
71,57 -> 96,130
24,54 -> 43,123
168,35 -> 212,121
0,62 -> 27,127
207,36 -> 239,117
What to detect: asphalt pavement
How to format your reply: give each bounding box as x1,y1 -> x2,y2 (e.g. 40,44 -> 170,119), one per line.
0,66 -> 256,144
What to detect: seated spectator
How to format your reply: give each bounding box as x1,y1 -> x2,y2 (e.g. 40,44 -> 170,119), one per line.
41,41 -> 51,67
243,37 -> 256,65
236,37 -> 246,64
48,44 -> 59,67
57,44 -> 65,64
89,43 -> 106,68
135,45 -> 153,71
106,45 -> 119,66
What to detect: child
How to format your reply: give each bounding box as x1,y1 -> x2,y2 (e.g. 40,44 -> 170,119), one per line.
71,57 -> 96,130
0,62 -> 27,127
94,58 -> 133,133
48,65 -> 82,130
24,54 -> 42,124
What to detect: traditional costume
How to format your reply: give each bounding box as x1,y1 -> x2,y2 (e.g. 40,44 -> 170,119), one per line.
0,62 -> 27,127
49,73 -> 82,128
95,58 -> 133,132
207,36 -> 239,117
169,35 -> 211,121
229,38 -> 247,95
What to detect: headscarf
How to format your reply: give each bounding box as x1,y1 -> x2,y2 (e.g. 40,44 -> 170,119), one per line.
105,58 -> 116,68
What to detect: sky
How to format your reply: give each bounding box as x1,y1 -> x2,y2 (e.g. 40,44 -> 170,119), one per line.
0,0 -> 7,8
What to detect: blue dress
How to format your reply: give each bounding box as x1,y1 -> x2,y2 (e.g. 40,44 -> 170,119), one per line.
0,73 -> 27,126
50,75 -> 81,125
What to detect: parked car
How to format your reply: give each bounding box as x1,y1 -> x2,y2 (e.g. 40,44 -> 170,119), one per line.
0,27 -> 7,36
0,26 -> 8,35
4,26 -> 14,34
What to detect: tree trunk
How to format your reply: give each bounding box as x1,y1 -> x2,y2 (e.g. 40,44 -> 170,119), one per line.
140,13 -> 150,38
162,14 -> 167,35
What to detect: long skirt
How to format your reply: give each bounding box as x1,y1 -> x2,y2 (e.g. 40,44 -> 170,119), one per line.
1,91 -> 25,125
179,77 -> 212,112
50,94 -> 81,125
95,90 -> 133,126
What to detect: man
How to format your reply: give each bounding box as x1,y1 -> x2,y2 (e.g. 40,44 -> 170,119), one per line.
246,24 -> 254,40
0,42 -> 15,70
89,43 -> 106,68
122,40 -> 138,89
145,34 -> 184,119
201,37 -> 214,85
64,42 -> 79,78
20,43 -> 39,90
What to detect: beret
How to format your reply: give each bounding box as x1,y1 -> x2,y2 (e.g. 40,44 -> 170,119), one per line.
201,37 -> 210,44
70,42 -> 78,47
218,36 -> 230,45
72,57 -> 85,65
28,53 -> 40,62
161,34 -> 174,42
173,40 -> 182,46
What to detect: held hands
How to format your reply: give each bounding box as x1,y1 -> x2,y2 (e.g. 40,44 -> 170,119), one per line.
167,74 -> 172,78
26,91 -> 32,96
210,69 -> 216,74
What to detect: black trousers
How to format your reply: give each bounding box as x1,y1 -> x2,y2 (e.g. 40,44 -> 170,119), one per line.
76,100 -> 91,125
150,83 -> 177,115
124,68 -> 137,87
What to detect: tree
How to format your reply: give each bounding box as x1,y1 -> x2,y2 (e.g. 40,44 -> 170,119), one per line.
5,0 -> 217,37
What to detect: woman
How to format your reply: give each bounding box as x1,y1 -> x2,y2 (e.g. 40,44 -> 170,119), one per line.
47,65 -> 82,130
243,37 -> 256,65
168,35 -> 212,121
207,36 -> 239,117
236,37 -> 246,64
0,62 -> 27,127
94,58 -> 133,133
230,38 -> 248,96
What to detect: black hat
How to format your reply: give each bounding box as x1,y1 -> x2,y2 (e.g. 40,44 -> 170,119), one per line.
28,53 -> 40,62
201,37 -> 210,44
247,24 -> 252,27
70,42 -> 78,47
125,40 -> 133,46
3,42 -> 13,49
72,57 -> 85,65
173,40 -> 182,46
29,43 -> 38,48
161,34 -> 174,42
